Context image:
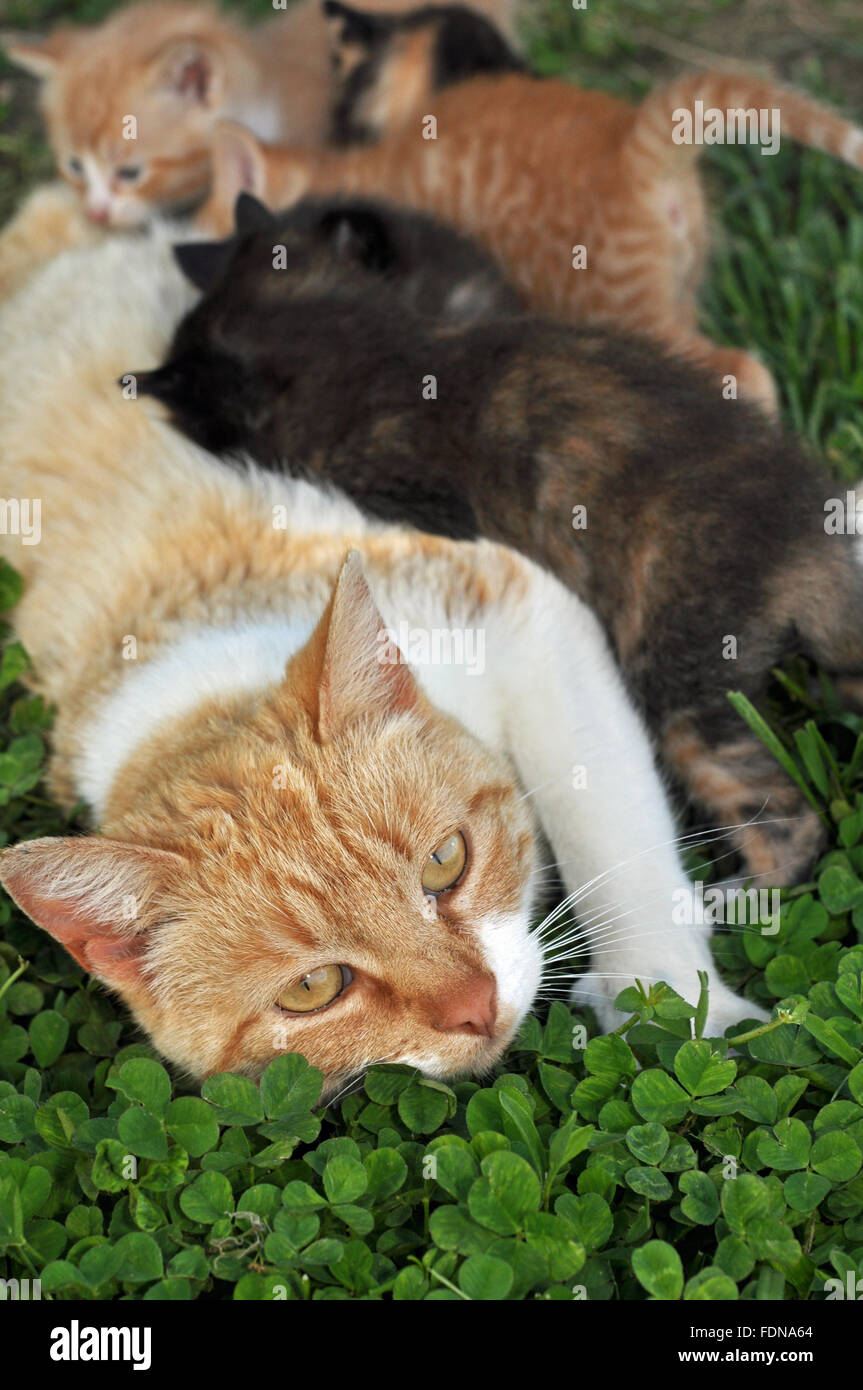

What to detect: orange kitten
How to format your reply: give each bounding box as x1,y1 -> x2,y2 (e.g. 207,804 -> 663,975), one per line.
0,199 -> 759,1088
2,0 -> 520,227
199,3 -> 863,412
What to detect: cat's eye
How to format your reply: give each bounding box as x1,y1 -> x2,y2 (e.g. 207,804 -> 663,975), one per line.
422,831 -> 467,895
67,156 -> 83,176
116,165 -> 143,182
277,964 -> 351,1014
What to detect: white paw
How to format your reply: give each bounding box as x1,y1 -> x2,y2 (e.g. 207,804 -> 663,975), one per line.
702,985 -> 770,1040
569,972 -> 630,1034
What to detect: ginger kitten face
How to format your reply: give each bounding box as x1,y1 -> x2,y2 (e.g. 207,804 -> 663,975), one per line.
0,557 -> 541,1096
5,5 -> 233,227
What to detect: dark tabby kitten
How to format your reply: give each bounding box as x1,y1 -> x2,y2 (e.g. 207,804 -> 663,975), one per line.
324,0 -> 525,145
130,194 -> 863,886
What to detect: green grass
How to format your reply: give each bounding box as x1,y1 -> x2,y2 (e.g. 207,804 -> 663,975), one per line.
1,0 -> 863,1302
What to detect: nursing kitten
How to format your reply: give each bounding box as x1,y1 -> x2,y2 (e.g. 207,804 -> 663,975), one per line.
197,2 -> 863,412
0,197 -> 760,1089
144,193 -> 863,888
325,0 -> 526,145
2,0 -> 520,228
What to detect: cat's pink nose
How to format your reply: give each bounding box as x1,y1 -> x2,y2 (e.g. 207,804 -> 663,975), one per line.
86,205 -> 110,225
433,975 -> 497,1038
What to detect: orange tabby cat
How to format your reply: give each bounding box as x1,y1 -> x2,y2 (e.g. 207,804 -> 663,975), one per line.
198,3 -> 863,412
2,0 -> 519,228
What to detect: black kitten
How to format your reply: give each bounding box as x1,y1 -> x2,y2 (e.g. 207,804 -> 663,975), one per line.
324,1 -> 526,144
136,193 -> 522,501
129,193 -> 863,886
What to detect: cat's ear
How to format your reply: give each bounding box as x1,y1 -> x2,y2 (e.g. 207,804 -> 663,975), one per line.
152,37 -> 225,108
292,551 -> 420,741
1,29 -> 76,79
211,120 -> 269,203
323,1 -> 387,48
209,123 -> 310,222
434,8 -> 524,83
126,362 -> 181,404
173,237 -> 236,292
0,837 -> 185,992
319,206 -> 395,272
234,192 -> 276,238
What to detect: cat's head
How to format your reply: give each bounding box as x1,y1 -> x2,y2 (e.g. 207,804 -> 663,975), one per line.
3,3 -> 246,227
323,0 -> 525,143
130,190 -> 519,453
0,554 -> 542,1095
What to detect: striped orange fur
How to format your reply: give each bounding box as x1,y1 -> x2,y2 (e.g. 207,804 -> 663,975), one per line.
199,68 -> 863,412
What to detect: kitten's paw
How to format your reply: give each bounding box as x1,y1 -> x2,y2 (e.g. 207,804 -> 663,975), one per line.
0,181 -> 101,304
4,181 -> 90,239
734,353 -> 780,418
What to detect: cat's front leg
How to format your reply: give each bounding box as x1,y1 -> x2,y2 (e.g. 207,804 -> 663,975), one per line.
493,566 -> 766,1037
0,181 -> 102,304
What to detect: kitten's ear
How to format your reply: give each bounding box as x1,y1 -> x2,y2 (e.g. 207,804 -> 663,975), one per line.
435,9 -> 524,82
1,29 -> 75,78
319,206 -> 395,272
234,192 -> 276,238
152,37 -> 225,107
211,120 -> 269,203
173,238 -> 236,291
292,551 -> 420,741
323,1 -> 386,47
128,362 -> 183,404
0,837 -> 185,992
